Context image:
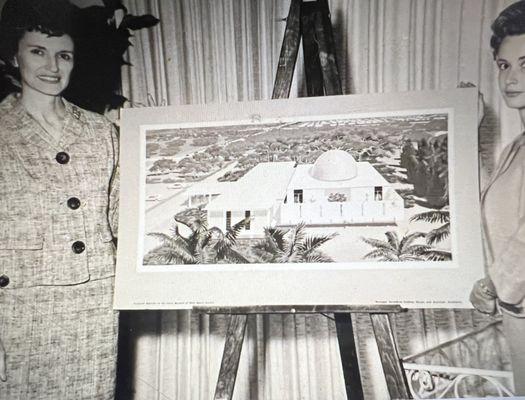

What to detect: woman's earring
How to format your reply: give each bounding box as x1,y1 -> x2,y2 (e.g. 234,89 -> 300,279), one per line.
12,58 -> 18,68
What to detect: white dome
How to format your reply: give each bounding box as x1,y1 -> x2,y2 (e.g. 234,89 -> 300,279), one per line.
310,150 -> 358,181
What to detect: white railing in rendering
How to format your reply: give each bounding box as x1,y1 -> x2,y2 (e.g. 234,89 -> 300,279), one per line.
280,199 -> 405,226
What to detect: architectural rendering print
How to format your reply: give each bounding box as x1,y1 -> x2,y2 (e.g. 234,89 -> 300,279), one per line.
142,113 -> 452,265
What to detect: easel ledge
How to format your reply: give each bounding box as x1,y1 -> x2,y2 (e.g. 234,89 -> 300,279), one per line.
194,304 -> 405,314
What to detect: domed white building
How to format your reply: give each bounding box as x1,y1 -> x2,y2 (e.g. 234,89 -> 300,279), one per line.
204,150 -> 404,237
310,149 -> 358,181
279,149 -> 404,227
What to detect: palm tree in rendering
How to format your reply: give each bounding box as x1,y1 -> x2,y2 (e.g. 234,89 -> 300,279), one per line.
253,222 -> 337,263
361,231 -> 430,261
410,207 -> 451,261
145,216 -> 249,265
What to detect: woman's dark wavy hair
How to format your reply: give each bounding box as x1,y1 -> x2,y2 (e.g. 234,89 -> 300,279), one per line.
0,0 -> 79,64
491,0 -> 525,58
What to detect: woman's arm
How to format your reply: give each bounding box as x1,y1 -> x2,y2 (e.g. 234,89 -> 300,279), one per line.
487,154 -> 525,306
489,220 -> 525,305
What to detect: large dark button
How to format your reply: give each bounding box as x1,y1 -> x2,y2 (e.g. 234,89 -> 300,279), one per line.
56,152 -> 70,164
0,275 -> 9,288
72,241 -> 86,254
67,197 -> 81,210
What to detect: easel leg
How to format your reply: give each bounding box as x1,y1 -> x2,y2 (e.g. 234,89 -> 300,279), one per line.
314,0 -> 343,95
301,2 -> 324,97
214,314 -> 248,400
369,314 -> 411,399
272,0 -> 302,99
334,313 -> 364,400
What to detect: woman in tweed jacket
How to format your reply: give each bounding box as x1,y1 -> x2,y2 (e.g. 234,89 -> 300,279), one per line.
0,0 -> 119,398
470,0 -> 525,394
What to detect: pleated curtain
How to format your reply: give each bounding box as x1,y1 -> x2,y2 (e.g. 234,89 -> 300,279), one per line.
117,1 -> 517,399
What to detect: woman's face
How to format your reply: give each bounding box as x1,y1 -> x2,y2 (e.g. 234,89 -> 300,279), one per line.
15,30 -> 74,98
497,33 -> 525,110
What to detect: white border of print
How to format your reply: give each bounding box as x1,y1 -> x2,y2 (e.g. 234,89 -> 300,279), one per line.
114,88 -> 483,310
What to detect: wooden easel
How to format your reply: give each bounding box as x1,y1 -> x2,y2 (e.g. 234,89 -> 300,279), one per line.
196,1 -> 412,399
196,305 -> 410,400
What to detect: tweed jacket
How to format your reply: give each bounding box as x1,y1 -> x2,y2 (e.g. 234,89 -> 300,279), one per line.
481,132 -> 525,312
0,94 -> 119,288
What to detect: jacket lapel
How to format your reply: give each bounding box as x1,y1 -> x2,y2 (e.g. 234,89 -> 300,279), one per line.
481,134 -> 525,205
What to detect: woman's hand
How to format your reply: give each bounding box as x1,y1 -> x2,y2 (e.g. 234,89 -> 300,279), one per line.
477,91 -> 485,127
0,336 -> 5,381
470,276 -> 498,315
457,82 -> 485,127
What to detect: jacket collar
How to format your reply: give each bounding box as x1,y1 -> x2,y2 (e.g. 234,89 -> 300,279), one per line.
0,93 -> 86,150
481,132 -> 525,204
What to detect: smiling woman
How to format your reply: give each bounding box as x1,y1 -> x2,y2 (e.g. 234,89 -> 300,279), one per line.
0,0 -> 119,399
15,32 -> 75,98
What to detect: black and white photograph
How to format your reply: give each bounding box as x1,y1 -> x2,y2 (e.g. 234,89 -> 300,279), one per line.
1,0 -> 525,399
